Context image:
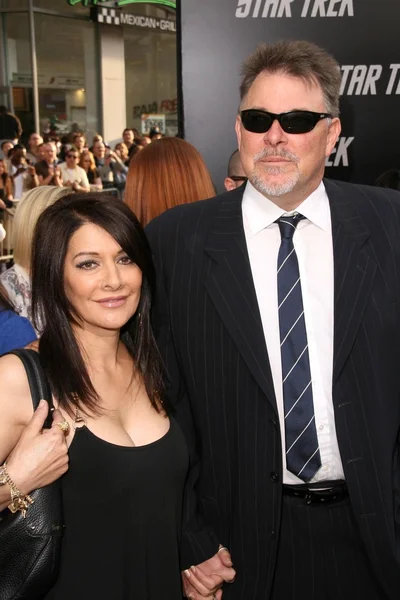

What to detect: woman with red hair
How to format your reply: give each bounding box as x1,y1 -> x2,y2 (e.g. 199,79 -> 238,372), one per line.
125,137 -> 215,226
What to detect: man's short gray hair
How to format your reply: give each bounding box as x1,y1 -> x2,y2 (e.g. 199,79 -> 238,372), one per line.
239,40 -> 341,117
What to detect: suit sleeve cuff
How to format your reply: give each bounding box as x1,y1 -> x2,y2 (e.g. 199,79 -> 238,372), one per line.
180,528 -> 220,570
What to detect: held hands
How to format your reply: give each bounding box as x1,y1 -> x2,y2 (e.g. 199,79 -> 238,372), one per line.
182,546 -> 235,599
6,400 -> 69,496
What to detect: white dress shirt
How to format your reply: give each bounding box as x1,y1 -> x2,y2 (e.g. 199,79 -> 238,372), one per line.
242,181 -> 345,484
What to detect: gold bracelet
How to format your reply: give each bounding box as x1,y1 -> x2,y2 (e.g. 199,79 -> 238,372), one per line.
0,462 -> 34,518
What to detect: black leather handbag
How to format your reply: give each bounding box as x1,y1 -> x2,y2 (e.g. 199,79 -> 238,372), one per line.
0,349 -> 64,600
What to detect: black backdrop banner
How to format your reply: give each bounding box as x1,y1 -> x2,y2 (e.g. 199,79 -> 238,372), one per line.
178,0 -> 400,191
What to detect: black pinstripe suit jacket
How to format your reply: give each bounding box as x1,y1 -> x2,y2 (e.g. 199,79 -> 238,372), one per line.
146,179 -> 400,600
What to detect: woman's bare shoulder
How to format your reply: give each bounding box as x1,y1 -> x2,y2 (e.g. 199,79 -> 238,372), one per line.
0,353 -> 35,426
0,340 -> 39,383
0,352 -> 30,379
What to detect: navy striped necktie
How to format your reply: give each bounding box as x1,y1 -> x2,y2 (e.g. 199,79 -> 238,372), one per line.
276,214 -> 321,482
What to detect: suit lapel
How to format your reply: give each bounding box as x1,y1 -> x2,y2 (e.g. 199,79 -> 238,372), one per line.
325,179 -> 377,386
203,188 -> 277,411
202,180 -> 376,409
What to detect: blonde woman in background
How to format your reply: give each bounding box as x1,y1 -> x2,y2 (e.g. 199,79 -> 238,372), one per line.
0,186 -> 72,329
125,137 -> 216,227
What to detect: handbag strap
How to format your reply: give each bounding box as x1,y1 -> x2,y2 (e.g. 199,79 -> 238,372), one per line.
8,349 -> 54,430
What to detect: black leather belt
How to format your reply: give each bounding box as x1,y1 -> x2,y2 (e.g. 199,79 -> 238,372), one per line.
282,480 -> 348,505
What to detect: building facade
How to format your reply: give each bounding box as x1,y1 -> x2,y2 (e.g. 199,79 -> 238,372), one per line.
0,0 -> 177,145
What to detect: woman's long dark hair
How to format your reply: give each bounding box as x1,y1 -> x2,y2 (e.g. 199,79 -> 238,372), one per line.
31,193 -> 164,415
0,282 -> 13,311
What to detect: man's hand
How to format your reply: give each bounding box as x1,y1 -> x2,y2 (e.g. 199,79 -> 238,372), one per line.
182,546 -> 235,599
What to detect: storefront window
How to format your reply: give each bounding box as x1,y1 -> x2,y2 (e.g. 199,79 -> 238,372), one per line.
0,0 -> 178,143
123,4 -> 177,136
3,13 -> 34,137
34,12 -> 100,139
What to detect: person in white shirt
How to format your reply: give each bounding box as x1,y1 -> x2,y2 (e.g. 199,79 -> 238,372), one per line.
59,149 -> 90,193
145,40 -> 400,600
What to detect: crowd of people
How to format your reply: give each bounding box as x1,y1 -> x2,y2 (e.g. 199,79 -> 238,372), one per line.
1,39 -> 400,600
0,128 -> 217,349
0,127 -> 162,203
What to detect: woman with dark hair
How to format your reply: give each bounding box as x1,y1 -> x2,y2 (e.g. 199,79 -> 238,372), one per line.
0,282 -> 36,354
0,193 -> 190,599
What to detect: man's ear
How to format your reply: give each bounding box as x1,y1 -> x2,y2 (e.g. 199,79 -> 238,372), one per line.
224,177 -> 237,191
235,115 -> 242,150
325,117 -> 341,157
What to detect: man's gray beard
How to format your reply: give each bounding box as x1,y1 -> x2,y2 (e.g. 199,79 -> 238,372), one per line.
250,168 -> 300,198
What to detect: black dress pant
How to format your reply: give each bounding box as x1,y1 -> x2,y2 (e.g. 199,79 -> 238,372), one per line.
270,493 -> 389,600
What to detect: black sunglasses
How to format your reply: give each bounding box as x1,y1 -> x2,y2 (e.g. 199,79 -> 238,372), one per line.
67,154 -> 79,159
240,109 -> 332,134
230,176 -> 248,183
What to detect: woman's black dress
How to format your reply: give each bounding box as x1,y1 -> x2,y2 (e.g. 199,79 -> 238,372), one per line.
45,417 -> 188,599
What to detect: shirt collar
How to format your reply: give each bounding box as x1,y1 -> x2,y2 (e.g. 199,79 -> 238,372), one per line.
242,180 -> 330,235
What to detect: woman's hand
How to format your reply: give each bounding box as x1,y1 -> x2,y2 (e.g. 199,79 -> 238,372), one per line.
6,400 -> 69,495
183,565 -> 224,599
182,547 -> 235,599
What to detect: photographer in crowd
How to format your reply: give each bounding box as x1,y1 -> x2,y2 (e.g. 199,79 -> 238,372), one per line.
9,145 -> 38,200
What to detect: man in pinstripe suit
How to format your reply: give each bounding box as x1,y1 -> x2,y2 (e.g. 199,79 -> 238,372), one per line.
146,40 -> 400,600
